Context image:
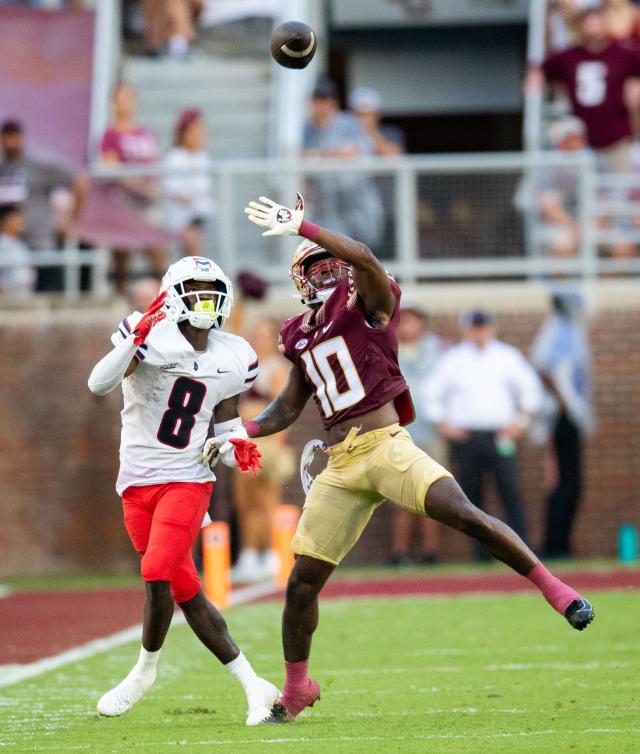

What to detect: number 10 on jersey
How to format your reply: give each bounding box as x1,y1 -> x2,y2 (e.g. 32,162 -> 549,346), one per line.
300,336 -> 365,418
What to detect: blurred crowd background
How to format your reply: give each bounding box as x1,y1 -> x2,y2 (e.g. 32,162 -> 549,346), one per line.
0,0 -> 638,581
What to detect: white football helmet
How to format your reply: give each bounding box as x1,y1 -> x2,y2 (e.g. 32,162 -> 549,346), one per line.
160,256 -> 233,330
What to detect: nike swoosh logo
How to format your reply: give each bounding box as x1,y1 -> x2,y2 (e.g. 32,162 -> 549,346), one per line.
217,368 -> 231,374
390,431 -> 401,437
322,321 -> 333,334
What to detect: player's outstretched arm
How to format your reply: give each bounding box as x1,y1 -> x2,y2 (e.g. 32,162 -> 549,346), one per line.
244,363 -> 312,438
311,224 -> 394,324
245,193 -> 394,324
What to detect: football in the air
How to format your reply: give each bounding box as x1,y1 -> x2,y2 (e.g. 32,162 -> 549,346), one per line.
271,21 -> 317,70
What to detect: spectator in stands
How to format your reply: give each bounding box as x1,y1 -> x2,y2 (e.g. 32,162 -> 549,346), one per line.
348,86 -> 406,256
303,78 -> 384,249
100,82 -> 166,293
530,291 -> 594,559
527,0 -> 640,171
141,0 -> 204,58
0,119 -> 80,291
423,309 -> 543,553
163,109 -> 214,256
0,204 -> 35,296
347,86 -> 406,157
391,306 -> 445,566
514,115 -> 586,257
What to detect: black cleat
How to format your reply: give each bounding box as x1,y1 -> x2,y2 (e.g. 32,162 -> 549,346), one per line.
564,598 -> 595,630
263,701 -> 293,724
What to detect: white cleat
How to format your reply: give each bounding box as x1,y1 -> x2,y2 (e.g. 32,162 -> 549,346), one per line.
96,670 -> 156,717
245,678 -> 280,726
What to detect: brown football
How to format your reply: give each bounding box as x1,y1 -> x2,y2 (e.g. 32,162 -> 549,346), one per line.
271,21 -> 317,70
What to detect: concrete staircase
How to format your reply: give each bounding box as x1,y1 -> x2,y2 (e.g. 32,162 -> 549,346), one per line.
124,55 -> 272,159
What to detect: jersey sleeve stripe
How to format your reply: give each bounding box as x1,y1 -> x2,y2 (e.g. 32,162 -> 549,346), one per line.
134,347 -> 147,362
118,324 -> 129,339
244,374 -> 257,384
121,318 -> 132,333
247,358 -> 259,372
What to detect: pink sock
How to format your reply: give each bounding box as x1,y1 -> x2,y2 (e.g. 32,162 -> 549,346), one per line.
283,660 -> 309,695
527,562 -> 580,614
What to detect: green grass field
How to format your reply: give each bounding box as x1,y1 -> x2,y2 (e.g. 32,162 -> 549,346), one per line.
1,589 -> 639,754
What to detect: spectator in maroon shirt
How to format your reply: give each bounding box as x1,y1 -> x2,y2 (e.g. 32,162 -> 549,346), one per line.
527,0 -> 640,171
100,82 -> 166,293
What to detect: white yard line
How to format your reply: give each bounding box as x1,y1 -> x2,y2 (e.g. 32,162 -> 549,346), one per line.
0,582 -> 279,689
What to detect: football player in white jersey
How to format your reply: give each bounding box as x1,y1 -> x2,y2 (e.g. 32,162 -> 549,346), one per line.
88,256 -> 277,725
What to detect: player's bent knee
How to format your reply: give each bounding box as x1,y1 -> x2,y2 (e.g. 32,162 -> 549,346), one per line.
141,552 -> 174,583
425,478 -> 488,536
171,573 -> 201,605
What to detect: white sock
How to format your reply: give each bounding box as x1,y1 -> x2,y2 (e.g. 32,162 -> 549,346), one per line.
133,647 -> 161,677
226,652 -> 259,694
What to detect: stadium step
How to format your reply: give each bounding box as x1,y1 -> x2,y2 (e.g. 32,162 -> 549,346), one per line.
123,55 -> 272,160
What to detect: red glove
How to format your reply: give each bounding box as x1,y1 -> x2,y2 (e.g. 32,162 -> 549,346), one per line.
229,437 -> 262,475
132,291 -> 167,346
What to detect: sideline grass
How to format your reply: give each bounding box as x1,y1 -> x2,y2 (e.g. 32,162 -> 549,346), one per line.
1,590 -> 638,753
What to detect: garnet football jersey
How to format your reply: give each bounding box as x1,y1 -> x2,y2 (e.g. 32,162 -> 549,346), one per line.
542,43 -> 640,148
111,314 -> 257,495
279,275 -> 413,430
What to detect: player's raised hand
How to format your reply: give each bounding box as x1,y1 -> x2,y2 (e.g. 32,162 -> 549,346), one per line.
132,290 -> 167,345
244,193 -> 304,236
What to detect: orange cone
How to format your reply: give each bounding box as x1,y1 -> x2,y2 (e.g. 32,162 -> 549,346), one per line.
273,504 -> 300,588
203,521 -> 230,608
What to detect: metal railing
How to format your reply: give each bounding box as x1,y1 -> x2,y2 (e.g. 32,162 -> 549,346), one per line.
8,150 -> 640,298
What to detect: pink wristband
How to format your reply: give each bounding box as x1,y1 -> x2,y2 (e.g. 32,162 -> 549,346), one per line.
299,219 -> 321,241
243,420 -> 260,438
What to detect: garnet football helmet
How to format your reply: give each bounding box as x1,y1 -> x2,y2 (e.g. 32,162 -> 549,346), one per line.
290,239 -> 349,306
161,256 -> 233,330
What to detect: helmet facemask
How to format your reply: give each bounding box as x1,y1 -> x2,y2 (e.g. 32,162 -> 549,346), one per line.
291,243 -> 349,306
167,279 -> 232,330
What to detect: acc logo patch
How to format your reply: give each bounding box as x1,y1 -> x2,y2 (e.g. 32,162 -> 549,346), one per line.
295,338 -> 308,350
277,208 -> 292,223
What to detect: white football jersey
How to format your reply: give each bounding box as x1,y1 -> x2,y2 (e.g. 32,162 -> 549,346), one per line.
111,312 -> 258,495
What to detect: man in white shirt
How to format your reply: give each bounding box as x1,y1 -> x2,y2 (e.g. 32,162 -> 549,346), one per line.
423,309 -> 543,549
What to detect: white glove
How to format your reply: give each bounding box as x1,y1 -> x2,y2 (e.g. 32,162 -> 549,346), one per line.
198,426 -> 249,468
244,193 -> 304,236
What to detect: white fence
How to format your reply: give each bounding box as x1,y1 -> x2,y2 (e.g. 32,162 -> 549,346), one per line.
8,150 -> 640,297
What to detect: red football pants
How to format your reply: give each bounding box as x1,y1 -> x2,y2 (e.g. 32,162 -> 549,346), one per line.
122,481 -> 213,604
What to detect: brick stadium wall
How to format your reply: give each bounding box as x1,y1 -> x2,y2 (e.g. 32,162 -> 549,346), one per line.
1,296 -> 638,577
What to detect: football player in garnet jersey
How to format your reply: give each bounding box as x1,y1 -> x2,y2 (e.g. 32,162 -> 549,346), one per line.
201,195 -> 595,723
88,256 -> 278,725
